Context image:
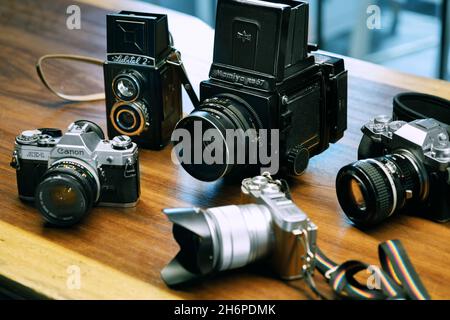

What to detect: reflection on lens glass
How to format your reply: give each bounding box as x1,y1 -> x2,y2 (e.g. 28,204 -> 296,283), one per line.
44,182 -> 84,218
117,78 -> 136,98
117,110 -> 136,130
349,178 -> 366,211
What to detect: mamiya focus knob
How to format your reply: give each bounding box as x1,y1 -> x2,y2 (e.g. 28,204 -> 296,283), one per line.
111,135 -> 133,150
287,145 -> 310,176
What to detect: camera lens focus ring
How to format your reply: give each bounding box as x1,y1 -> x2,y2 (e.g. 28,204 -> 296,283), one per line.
336,160 -> 395,227
360,160 -> 395,215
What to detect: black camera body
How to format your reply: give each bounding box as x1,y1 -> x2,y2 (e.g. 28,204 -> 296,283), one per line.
104,11 -> 183,150
10,121 -> 140,227
174,0 -> 348,181
336,116 -> 450,227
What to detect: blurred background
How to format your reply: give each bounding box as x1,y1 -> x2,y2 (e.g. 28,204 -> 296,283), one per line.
143,0 -> 450,80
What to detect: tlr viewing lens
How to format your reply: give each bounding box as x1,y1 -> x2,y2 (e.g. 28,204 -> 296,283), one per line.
117,78 -> 136,98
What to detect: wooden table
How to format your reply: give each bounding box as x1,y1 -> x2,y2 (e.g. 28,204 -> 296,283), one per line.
0,0 -> 449,300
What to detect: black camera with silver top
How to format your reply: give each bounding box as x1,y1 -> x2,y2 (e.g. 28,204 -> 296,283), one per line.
10,120 -> 140,227
161,173 -> 317,286
336,116 -> 450,227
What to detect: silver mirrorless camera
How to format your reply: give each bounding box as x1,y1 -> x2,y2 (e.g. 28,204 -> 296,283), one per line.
161,173 -> 317,286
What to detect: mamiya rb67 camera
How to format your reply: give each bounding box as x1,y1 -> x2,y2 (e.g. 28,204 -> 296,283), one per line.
104,12 -> 188,150
173,0 -> 348,181
161,173 -> 317,286
10,121 -> 140,227
336,116 -> 450,227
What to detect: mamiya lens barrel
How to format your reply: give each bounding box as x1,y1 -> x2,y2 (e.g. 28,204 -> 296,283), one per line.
174,94 -> 261,182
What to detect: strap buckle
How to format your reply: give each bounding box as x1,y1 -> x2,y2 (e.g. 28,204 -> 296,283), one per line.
324,266 -> 339,280
294,229 -> 315,276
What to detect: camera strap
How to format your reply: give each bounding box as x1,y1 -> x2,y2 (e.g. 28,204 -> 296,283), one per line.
393,92 -> 450,126
36,51 -> 201,107
307,240 -> 431,300
36,54 -> 106,102
166,51 -> 200,108
281,179 -> 429,300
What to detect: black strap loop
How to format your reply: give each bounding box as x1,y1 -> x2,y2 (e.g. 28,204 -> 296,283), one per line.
393,92 -> 450,125
313,240 -> 431,300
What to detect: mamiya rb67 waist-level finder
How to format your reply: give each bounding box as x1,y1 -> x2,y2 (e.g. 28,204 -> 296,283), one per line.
336,116 -> 450,227
104,12 -> 197,150
10,121 -> 140,227
161,173 -> 317,286
173,0 -> 348,181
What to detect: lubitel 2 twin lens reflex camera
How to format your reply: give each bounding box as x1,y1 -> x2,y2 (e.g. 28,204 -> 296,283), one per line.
104,11 -> 198,150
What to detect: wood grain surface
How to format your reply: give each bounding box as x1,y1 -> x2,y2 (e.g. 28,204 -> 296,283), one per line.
0,0 -> 449,300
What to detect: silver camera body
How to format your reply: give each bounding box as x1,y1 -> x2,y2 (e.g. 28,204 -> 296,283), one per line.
362,116 -> 450,176
161,174 -> 317,286
241,174 -> 318,280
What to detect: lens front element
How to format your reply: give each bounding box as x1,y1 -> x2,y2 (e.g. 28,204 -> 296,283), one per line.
174,95 -> 260,182
36,160 -> 100,227
349,178 -> 367,211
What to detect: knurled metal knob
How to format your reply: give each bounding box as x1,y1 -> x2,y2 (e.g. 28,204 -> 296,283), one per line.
112,135 -> 133,150
287,145 -> 310,176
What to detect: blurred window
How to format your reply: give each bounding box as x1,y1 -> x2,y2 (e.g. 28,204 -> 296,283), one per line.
144,0 -> 449,80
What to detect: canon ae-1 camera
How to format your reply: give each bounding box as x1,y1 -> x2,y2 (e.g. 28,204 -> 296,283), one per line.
104,11 -> 197,150
173,0 -> 348,182
336,116 -> 450,227
10,121 -> 140,227
161,173 -> 317,286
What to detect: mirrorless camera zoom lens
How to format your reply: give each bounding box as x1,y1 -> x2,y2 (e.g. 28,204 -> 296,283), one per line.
35,159 -> 100,227
161,204 -> 273,286
336,151 -> 428,227
174,94 -> 262,182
